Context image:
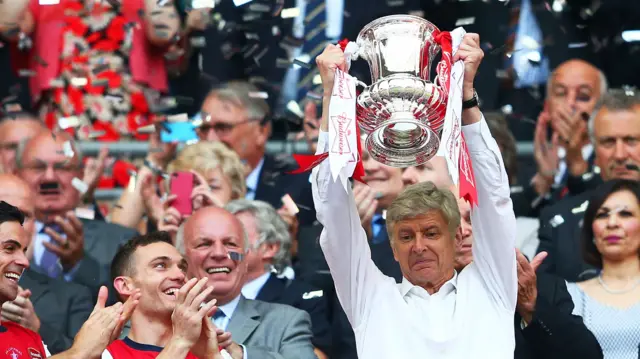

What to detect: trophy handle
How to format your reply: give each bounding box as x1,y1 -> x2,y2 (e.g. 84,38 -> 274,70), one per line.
354,78 -> 368,88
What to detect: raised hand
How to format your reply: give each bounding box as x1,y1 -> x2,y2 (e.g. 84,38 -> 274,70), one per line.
515,250 -> 548,324
171,278 -> 217,348
532,112 -> 559,195
316,44 -> 347,98
42,211 -> 85,271
191,170 -> 224,211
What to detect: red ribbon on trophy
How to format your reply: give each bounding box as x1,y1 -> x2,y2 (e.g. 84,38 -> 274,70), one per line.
289,40 -> 366,184
432,29 -> 478,206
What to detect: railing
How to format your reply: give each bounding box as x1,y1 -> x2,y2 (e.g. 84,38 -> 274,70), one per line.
88,140 -> 534,200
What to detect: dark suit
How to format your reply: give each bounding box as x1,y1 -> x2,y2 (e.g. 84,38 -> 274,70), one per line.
536,190 -> 598,282
255,274 -> 332,355
514,272 -> 603,359
19,269 -> 93,354
31,218 -> 138,302
254,153 -> 316,226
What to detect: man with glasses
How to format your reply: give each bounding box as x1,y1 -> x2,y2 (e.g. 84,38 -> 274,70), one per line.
15,130 -> 137,300
198,81 -> 315,231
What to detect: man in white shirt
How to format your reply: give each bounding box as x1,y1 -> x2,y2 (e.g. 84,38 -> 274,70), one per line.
312,34 -> 518,358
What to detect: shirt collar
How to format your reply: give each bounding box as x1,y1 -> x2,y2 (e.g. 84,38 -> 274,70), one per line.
217,294 -> 242,319
35,221 -> 44,234
399,270 -> 458,298
245,157 -> 265,193
241,272 -> 272,300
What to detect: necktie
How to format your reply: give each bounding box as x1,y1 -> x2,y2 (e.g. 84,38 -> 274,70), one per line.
213,309 -> 227,330
371,216 -> 386,244
39,224 -> 63,278
296,0 -> 328,102
502,0 -> 521,89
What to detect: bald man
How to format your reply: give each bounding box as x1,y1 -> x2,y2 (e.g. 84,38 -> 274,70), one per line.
177,207 -> 316,359
516,59 -> 608,217
0,112 -> 46,174
0,174 -> 94,354
14,131 -> 137,300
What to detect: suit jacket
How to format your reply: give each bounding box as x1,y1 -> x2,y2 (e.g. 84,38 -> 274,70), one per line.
254,153 -> 316,226
255,274 -> 332,355
19,268 -> 93,354
227,296 -> 316,359
537,190 -> 598,282
31,218 -> 138,302
514,272 -> 603,359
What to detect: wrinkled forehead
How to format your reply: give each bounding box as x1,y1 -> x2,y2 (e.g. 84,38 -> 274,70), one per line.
22,135 -> 79,164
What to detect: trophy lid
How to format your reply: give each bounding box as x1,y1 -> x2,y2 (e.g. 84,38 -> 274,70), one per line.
356,15 -> 440,44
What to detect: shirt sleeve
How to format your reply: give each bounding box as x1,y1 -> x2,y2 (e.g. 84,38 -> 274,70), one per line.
101,349 -> 114,359
462,117 -> 518,311
312,131 -> 387,330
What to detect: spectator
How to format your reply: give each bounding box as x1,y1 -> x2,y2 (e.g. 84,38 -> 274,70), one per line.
517,59 -> 607,217
15,130 -> 137,298
112,141 -> 246,236
178,206 -> 316,359
566,179 -> 640,359
0,0 -> 180,141
0,112 -> 46,174
538,89 -> 640,281
108,231 -> 233,358
0,200 -> 136,359
226,199 -> 332,358
198,81 -> 314,225
0,173 -> 93,354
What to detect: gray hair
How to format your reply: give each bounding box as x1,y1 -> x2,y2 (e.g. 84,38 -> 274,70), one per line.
205,81 -> 270,123
588,88 -> 640,143
175,213 -> 250,256
546,62 -> 608,99
225,199 -> 291,274
386,181 -> 460,242
15,132 -> 84,169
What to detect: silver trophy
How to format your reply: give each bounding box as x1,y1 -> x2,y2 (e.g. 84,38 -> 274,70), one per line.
354,15 -> 448,167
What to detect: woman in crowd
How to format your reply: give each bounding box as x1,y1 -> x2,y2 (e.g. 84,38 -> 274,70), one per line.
111,141 -> 247,235
566,179 -> 640,359
0,0 -> 179,141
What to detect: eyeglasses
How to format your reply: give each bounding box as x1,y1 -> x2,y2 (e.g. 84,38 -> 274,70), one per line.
196,112 -> 259,136
21,161 -> 81,174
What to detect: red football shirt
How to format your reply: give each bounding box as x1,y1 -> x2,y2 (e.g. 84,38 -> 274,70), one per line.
105,337 -> 200,359
0,321 -> 48,359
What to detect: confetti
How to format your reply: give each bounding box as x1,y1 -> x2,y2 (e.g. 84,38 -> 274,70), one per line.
87,131 -> 106,139
455,17 -> 475,26
190,36 -> 206,48
281,194 -> 300,215
39,0 -> 61,4
71,77 -> 88,87
71,177 -> 88,194
18,69 -> 36,77
286,101 -> 304,118
192,0 -> 215,9
166,113 -> 189,122
249,91 -> 269,99
281,8 -> 300,19
568,42 -> 588,48
137,124 -> 156,134
58,116 -> 81,130
75,207 -> 95,220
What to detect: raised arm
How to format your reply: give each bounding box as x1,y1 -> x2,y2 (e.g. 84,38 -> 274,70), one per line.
456,33 -> 518,309
312,45 -> 387,329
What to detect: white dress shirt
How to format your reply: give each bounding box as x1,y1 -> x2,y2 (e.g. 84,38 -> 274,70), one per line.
311,116 -> 518,359
245,157 -> 265,200
242,272 -> 272,300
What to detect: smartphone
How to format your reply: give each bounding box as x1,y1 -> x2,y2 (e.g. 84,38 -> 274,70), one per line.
170,171 -> 195,216
160,122 -> 199,143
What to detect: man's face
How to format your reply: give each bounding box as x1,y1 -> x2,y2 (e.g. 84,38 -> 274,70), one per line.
547,60 -> 602,120
0,178 -> 36,244
593,106 -> 640,182
402,156 -> 451,189
390,211 -> 455,288
0,119 -> 45,174
0,221 -> 30,303
124,242 -> 187,316
235,211 -> 264,279
454,198 -> 473,271
361,141 -> 404,210
198,96 -> 269,163
184,208 -> 247,303
16,134 -> 82,220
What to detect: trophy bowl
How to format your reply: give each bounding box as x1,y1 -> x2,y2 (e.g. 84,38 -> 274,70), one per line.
355,15 -> 447,167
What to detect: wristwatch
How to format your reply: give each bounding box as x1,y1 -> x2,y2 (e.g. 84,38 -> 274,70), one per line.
462,89 -> 479,109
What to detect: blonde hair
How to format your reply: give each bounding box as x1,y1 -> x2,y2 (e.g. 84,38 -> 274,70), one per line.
386,181 -> 460,242
167,142 -> 247,199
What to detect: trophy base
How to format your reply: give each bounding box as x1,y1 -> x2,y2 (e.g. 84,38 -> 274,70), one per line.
365,113 -> 440,167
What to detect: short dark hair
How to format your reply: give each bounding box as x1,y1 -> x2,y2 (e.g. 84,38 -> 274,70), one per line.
0,201 -> 25,226
110,231 -> 174,283
581,179 -> 640,268
484,112 -> 518,185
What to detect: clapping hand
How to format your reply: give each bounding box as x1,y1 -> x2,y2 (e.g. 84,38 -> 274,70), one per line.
1,287 -> 40,332
516,250 -> 548,324
171,278 -> 218,349
352,182 -> 378,239
42,211 -> 85,271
